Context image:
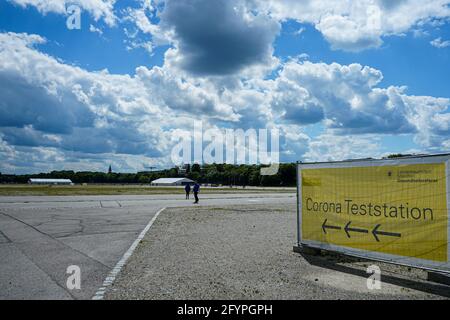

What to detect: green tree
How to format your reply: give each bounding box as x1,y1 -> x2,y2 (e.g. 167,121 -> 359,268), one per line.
191,163 -> 201,173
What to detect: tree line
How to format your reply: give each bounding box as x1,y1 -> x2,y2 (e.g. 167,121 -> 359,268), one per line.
0,163 -> 298,187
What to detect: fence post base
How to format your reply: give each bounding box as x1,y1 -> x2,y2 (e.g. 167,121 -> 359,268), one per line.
427,271 -> 450,286
293,245 -> 321,256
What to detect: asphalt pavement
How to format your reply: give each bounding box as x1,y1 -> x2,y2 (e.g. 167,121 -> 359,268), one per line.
0,193 -> 295,299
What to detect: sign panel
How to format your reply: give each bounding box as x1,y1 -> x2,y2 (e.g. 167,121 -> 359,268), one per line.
297,155 -> 450,273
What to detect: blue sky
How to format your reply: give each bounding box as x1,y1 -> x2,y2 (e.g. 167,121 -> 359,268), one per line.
275,20 -> 450,97
0,0 -> 165,74
0,0 -> 450,174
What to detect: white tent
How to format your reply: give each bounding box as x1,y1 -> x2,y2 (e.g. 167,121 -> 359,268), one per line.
150,178 -> 194,186
28,178 -> 73,185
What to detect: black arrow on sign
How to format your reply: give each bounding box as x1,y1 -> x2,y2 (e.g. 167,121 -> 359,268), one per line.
344,221 -> 368,238
372,224 -> 402,242
322,219 -> 341,234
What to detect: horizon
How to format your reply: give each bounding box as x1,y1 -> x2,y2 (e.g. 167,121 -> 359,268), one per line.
4,151 -> 450,176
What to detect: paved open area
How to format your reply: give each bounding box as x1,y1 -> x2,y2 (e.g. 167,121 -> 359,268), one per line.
105,205 -> 450,300
2,193 -> 449,300
0,193 -> 294,299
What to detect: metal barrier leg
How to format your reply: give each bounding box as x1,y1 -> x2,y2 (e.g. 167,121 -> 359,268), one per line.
427,271 -> 450,286
293,245 -> 321,256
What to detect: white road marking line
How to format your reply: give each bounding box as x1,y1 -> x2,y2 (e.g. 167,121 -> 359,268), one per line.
248,199 -> 260,202
92,207 -> 166,300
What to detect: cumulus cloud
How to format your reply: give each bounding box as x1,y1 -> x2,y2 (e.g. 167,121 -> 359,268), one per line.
123,2 -> 172,47
0,32 -> 243,172
303,133 -> 382,162
270,77 -> 324,125
267,60 -> 450,153
268,61 -> 415,134
14,0 -> 450,53
0,32 -> 172,169
89,24 -> 103,35
159,0 -> 280,75
403,95 -> 450,149
1,30 -> 450,173
135,65 -> 238,120
430,37 -> 450,48
9,0 -> 117,26
0,133 -> 165,174
122,0 -> 450,77
254,0 -> 450,51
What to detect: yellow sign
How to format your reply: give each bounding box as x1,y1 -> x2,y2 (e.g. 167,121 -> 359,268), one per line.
300,163 -> 448,262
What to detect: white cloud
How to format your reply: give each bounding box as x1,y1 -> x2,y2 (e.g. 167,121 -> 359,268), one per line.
254,0 -> 450,51
135,65 -> 239,120
12,0 -> 450,53
0,32 -> 242,172
266,60 -> 450,156
412,28 -> 430,38
403,95 -> 450,149
0,32 -> 172,164
9,0 -> 117,26
123,3 -> 173,46
160,0 -> 281,75
303,133 -> 382,162
270,61 -> 417,134
294,27 -> 305,36
1,31 -> 450,172
89,24 -> 103,35
123,0 -> 280,76
430,37 -> 450,48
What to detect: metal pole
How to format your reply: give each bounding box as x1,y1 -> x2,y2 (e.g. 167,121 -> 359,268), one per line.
296,161 -> 300,247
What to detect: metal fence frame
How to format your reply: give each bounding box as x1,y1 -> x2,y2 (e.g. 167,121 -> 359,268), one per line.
296,154 -> 450,274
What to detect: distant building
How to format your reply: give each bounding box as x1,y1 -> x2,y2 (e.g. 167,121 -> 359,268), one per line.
150,178 -> 195,186
108,165 -> 112,174
28,178 -> 73,185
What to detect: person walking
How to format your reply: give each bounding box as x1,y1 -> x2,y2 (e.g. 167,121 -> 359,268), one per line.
184,183 -> 191,199
193,182 -> 200,204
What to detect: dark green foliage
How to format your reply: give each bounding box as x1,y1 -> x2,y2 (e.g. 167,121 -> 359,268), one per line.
0,163 -> 298,187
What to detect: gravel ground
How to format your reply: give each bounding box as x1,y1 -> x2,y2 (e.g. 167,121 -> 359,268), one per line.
105,204 -> 449,300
